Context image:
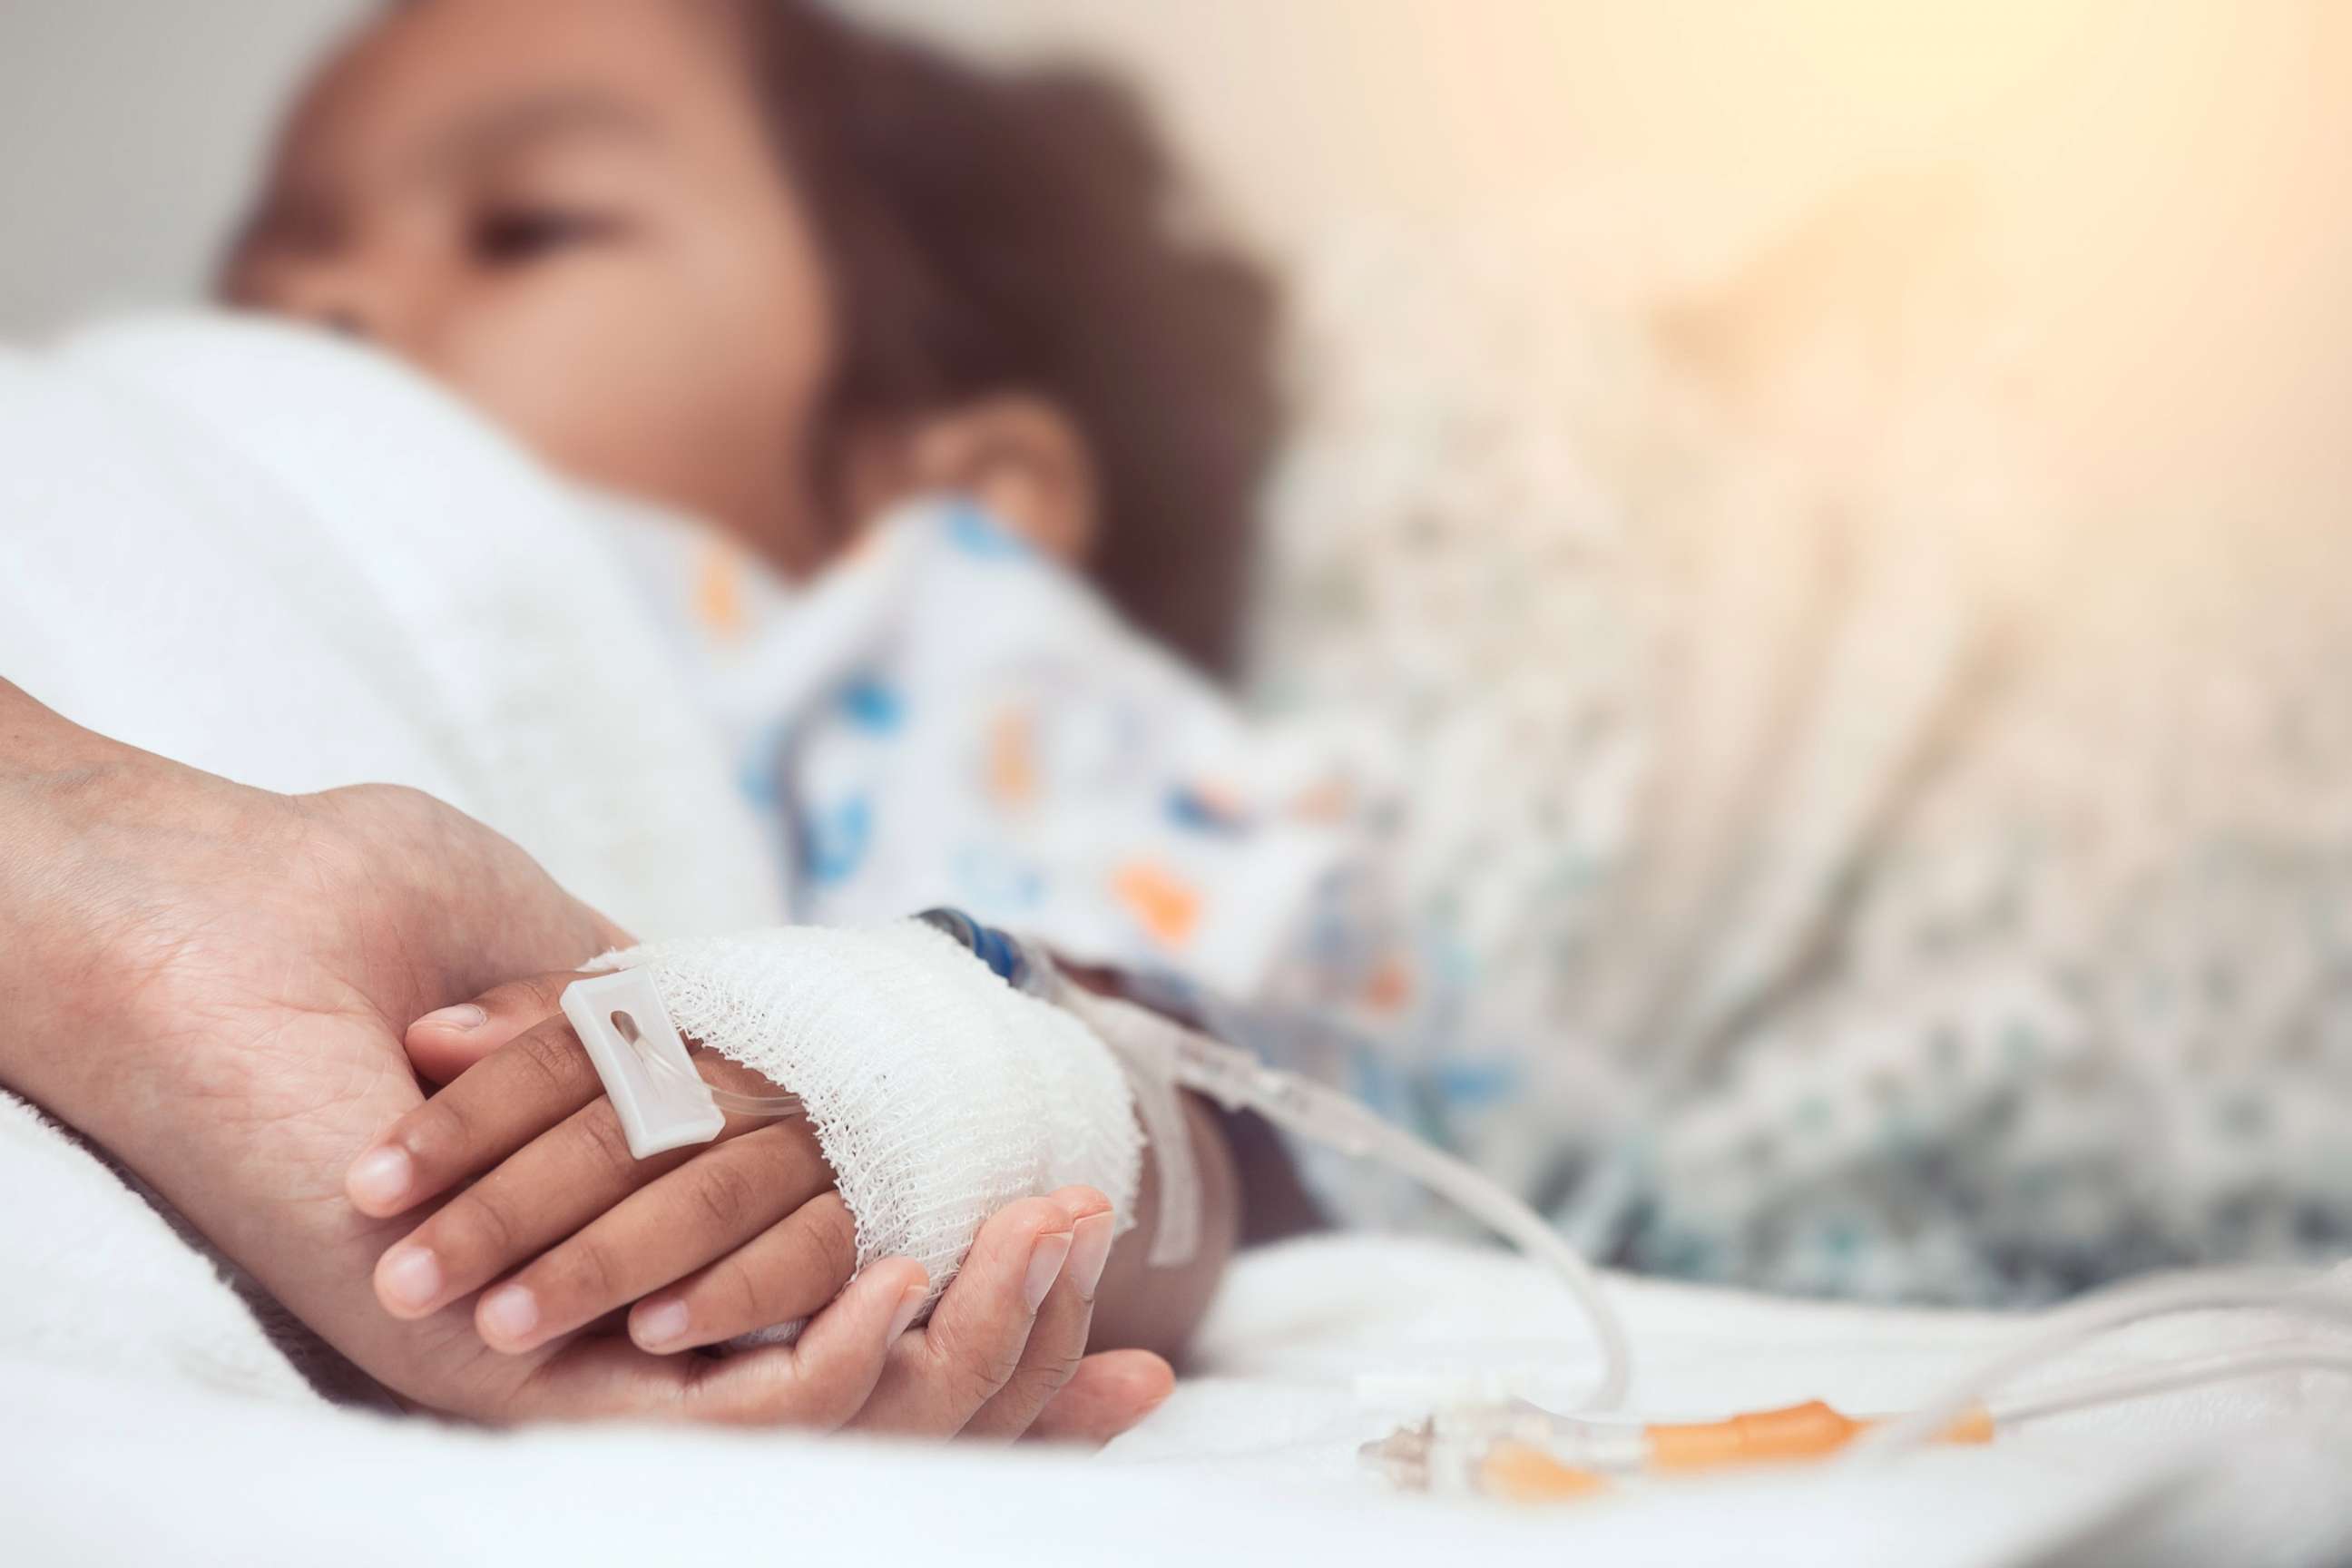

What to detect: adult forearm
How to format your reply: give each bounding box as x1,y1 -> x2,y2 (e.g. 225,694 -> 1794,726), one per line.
0,679 -> 152,1122
0,683 -> 603,1408
0,682 -> 426,1384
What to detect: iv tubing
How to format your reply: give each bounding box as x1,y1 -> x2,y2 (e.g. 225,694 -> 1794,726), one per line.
639,1040 -> 805,1120
1856,1266 -> 2352,1460
1356,1110 -> 1633,1410
1138,1003 -> 1635,1411
1992,1345 -> 2352,1426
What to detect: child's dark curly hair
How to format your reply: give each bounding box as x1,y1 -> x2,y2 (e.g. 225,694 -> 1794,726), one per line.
740,1 -> 1285,677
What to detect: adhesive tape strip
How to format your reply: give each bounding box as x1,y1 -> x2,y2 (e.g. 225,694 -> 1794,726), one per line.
561,968 -> 726,1158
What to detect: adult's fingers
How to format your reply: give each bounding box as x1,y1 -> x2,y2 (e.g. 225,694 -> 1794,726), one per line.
626,1191 -> 860,1353
845,1196 -> 1074,1436
474,1122 -> 835,1353
405,968 -> 592,1083
1024,1349 -> 1176,1446
959,1188 -> 1114,1440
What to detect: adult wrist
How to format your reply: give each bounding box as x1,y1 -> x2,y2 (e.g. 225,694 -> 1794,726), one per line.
0,681 -> 205,1136
0,677 -> 126,779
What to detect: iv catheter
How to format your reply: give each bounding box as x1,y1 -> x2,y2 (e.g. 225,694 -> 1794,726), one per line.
906,908 -> 1636,1410
563,907 -> 1634,1409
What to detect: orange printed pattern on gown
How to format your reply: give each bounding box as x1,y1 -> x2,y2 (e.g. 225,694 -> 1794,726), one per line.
691,539 -> 748,642
1112,859 -> 1201,950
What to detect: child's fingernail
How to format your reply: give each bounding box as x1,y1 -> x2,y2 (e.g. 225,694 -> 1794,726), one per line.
1023,1230 -> 1073,1312
415,1004 -> 488,1033
346,1145 -> 413,1210
1066,1211 -> 1114,1300
887,1284 -> 926,1342
479,1284 -> 539,1345
634,1298 -> 691,1350
378,1245 -> 442,1310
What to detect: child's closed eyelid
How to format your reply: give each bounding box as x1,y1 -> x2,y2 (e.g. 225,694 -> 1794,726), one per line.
469,205 -> 635,266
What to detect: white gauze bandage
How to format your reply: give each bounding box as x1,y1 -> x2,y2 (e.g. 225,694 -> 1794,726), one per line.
589,920 -> 1142,1308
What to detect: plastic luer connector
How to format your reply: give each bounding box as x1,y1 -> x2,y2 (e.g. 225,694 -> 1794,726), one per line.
563,968 -> 727,1158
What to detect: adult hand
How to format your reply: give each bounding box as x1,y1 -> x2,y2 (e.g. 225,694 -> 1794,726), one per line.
0,681 -> 1167,1437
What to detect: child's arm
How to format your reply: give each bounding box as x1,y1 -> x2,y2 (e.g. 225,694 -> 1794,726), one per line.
1077,1086 -> 1240,1357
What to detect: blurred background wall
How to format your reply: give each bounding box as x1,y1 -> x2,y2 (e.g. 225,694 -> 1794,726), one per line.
3,0 -> 2347,555
0,1 -> 365,336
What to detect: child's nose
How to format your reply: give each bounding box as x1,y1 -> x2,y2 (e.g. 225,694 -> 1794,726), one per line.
270,260 -> 400,346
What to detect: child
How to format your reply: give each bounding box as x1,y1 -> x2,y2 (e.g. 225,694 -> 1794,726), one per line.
243,0 -> 2352,1410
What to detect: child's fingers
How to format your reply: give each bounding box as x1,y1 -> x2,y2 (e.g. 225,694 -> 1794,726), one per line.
844,1195 -> 1076,1436
406,968 -> 593,1084
958,1188 -> 1115,1440
473,1122 -> 835,1353
672,1256 -> 928,1428
626,1191 -> 861,1353
1024,1349 -> 1176,1447
514,1257 -> 928,1429
345,1014 -> 605,1219
371,1096 -> 700,1320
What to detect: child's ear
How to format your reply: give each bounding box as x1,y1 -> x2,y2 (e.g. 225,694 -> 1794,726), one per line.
889,395 -> 1099,564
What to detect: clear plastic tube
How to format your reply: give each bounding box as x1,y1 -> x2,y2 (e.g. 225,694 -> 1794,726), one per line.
1991,1345 -> 2352,1425
1070,983 -> 1635,1411
638,1038 -> 806,1121
1270,1066 -> 1633,1411
706,1083 -> 806,1118
1854,1266 -> 2352,1460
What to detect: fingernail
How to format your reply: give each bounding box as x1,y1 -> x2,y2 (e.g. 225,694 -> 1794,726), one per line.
1023,1230 -> 1073,1312
634,1298 -> 691,1350
479,1284 -> 539,1344
378,1245 -> 442,1310
415,1003 -> 488,1033
1066,1211 -> 1114,1300
887,1285 -> 926,1342
346,1145 -> 413,1210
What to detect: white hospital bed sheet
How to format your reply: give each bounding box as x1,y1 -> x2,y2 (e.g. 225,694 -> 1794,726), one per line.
6,1226 -> 2347,1566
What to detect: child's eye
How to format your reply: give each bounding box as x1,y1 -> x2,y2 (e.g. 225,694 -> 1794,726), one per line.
471,208 -> 624,266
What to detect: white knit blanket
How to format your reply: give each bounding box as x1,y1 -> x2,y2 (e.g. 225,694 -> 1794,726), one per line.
0,310 -> 782,940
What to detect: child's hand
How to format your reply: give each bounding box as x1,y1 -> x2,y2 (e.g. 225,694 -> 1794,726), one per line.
351,970 -> 855,1356
348,970 -> 1163,1441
